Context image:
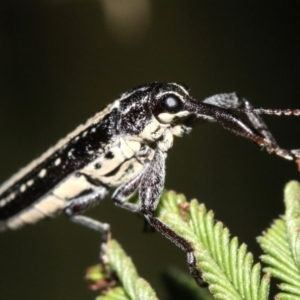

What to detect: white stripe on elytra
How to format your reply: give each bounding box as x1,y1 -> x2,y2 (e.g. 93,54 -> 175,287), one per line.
0,102 -> 114,195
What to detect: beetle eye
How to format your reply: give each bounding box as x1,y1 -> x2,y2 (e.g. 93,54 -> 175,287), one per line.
161,95 -> 183,113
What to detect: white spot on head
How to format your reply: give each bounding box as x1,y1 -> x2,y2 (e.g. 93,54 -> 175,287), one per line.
158,110 -> 190,124
20,184 -> 26,192
55,158 -> 61,166
39,169 -> 47,178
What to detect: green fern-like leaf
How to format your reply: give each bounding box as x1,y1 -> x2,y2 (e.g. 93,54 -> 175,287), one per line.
258,181 -> 300,299
86,240 -> 158,300
158,191 -> 270,300
88,189 -> 276,299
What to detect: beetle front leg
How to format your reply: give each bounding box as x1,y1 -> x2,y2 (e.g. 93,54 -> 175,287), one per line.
204,93 -> 278,144
233,97 -> 299,159
203,93 -> 296,160
139,149 -> 204,286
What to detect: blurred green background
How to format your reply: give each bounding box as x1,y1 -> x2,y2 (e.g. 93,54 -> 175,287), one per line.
0,1 -> 300,299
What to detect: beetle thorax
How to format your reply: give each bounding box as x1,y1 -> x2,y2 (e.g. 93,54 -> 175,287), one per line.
136,115 -> 192,152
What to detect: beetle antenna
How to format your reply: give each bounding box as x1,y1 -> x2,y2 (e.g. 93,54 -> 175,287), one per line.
236,108 -> 300,116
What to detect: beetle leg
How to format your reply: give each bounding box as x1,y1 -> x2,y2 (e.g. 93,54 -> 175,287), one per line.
139,148 -> 204,286
203,93 -> 296,160
233,96 -> 298,159
112,168 -> 145,213
63,187 -> 110,262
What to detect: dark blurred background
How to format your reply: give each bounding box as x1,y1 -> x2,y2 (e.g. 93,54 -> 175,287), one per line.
0,1 -> 300,299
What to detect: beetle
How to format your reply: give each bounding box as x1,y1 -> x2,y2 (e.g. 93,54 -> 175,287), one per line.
0,82 -> 299,284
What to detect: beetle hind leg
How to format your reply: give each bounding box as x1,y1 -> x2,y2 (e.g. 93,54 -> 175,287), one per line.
63,187 -> 110,263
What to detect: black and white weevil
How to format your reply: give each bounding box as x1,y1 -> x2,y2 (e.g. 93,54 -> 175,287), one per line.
1,82 -> 300,285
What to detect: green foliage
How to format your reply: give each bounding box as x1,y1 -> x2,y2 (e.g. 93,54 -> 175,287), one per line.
86,239 -> 158,300
158,191 -> 269,300
258,181 -> 300,299
88,181 -> 300,300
